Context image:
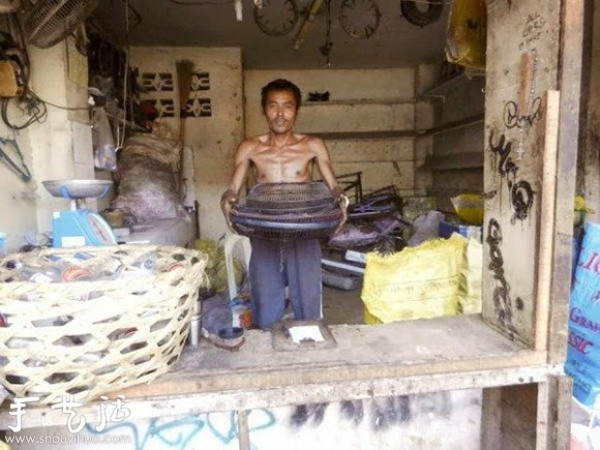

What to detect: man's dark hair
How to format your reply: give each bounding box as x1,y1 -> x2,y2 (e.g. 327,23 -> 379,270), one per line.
261,79 -> 301,111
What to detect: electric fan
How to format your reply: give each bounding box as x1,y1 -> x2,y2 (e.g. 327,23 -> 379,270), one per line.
20,0 -> 100,48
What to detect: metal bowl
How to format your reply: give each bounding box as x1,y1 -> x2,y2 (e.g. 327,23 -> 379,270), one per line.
42,179 -> 113,199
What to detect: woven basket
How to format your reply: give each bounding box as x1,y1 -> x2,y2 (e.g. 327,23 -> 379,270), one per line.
0,244 -> 208,406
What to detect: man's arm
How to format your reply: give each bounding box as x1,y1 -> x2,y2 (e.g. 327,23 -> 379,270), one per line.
221,141 -> 252,231
311,137 -> 348,232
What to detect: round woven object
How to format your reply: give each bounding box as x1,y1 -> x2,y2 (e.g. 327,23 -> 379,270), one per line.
231,182 -> 342,240
0,244 -> 208,406
245,181 -> 336,212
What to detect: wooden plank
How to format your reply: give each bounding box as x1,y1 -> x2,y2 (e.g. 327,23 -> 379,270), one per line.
237,410 -> 250,450
0,363 -> 563,431
483,384 -> 539,450
548,0 -> 586,363
503,384 -> 538,449
481,388 -> 503,450
327,138 -> 414,162
536,375 -> 573,450
315,130 -> 417,140
296,102 -> 414,134
534,90 -> 561,351
118,316 -> 540,396
428,152 -> 484,171
483,0 -> 562,346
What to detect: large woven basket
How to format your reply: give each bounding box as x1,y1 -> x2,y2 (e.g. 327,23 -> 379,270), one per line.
0,244 -> 208,406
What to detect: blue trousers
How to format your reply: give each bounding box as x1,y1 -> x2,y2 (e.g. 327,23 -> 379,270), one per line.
249,238 -> 323,329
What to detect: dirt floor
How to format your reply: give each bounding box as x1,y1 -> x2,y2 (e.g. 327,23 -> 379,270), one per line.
322,284 -> 364,326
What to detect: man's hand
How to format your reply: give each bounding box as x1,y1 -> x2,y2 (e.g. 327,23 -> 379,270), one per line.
334,193 -> 349,235
220,188 -> 238,233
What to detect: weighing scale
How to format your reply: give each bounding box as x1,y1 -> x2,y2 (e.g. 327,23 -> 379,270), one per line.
42,179 -> 117,247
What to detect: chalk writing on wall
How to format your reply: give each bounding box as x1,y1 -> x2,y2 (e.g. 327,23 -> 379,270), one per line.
519,13 -> 546,51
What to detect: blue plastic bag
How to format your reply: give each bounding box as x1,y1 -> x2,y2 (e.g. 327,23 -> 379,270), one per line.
566,222 -> 600,407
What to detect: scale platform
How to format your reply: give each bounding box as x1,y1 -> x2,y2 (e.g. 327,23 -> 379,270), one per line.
42,179 -> 117,248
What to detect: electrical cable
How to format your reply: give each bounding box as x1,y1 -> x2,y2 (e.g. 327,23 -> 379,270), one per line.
118,0 -> 131,150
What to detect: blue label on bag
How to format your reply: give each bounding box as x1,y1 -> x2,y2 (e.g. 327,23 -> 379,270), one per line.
566,222 -> 600,408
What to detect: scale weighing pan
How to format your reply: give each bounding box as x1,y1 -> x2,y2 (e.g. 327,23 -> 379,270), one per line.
42,179 -> 112,201
43,179 -> 116,247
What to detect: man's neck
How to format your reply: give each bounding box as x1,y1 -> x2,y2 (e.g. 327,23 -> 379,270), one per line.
268,131 -> 294,148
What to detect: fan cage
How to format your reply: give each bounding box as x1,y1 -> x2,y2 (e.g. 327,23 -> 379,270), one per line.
22,0 -> 100,48
231,205 -> 343,241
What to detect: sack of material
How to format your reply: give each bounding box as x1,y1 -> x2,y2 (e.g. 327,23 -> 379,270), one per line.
566,222 -> 600,408
362,234 -> 466,323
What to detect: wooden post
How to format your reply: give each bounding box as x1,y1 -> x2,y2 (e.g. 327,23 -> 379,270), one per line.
534,90 -> 560,351
237,409 -> 250,450
547,0 -> 585,363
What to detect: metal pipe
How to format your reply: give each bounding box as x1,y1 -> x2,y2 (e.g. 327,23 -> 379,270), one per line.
321,258 -> 365,275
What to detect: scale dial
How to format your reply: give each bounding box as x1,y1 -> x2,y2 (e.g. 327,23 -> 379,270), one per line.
339,0 -> 381,39
88,213 -> 117,245
253,0 -> 299,37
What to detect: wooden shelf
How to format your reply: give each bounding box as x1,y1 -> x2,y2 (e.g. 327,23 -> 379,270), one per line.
427,151 -> 484,171
316,130 -> 417,140
0,314 -> 557,430
302,98 -> 412,107
420,72 -> 485,100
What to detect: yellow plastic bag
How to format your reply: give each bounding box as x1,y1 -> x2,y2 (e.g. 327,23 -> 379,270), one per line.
445,0 -> 487,71
361,234 -> 466,323
574,195 -> 595,225
458,237 -> 482,314
451,193 -> 484,225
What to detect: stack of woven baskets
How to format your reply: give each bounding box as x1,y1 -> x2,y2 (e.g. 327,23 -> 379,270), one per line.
0,244 -> 208,405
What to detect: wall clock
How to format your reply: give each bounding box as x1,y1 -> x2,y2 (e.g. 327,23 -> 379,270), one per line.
339,0 -> 381,39
253,0 -> 299,37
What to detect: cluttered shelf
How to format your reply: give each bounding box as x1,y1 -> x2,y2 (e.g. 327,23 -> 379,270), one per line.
0,314 -> 557,430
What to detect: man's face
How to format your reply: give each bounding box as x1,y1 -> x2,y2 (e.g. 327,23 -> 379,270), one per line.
263,90 -> 298,135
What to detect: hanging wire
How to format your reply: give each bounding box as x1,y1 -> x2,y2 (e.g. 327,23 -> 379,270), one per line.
114,0 -> 131,150
319,0 -> 333,68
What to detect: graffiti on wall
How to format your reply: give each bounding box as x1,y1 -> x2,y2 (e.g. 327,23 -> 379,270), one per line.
486,218 -> 522,333
503,97 -> 543,129
78,391 -> 476,450
488,130 -> 535,223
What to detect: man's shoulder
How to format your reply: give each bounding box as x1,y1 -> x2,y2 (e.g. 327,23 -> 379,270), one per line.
238,134 -> 267,151
295,133 -> 324,146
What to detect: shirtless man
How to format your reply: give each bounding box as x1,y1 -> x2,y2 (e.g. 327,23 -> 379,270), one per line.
221,78 -> 347,329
